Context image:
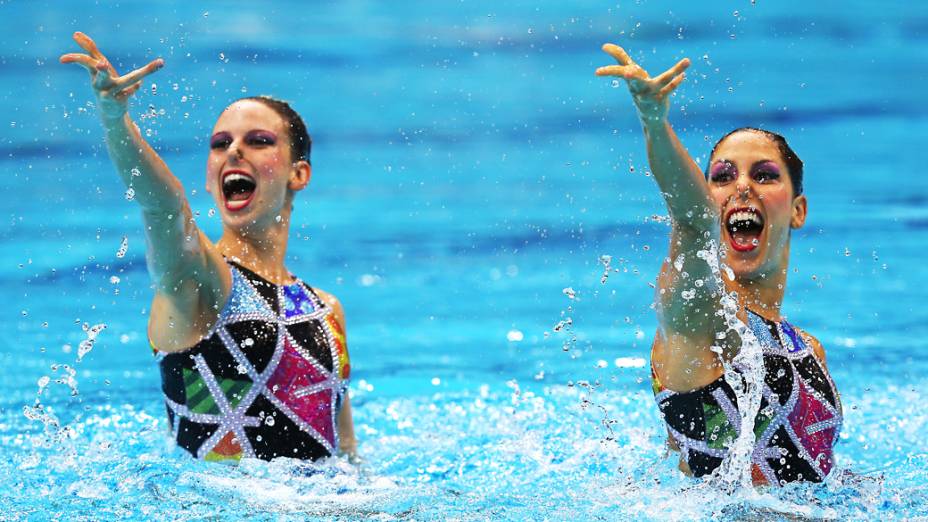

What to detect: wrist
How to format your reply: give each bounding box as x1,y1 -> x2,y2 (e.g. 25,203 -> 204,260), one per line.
100,111 -> 130,129
640,114 -> 669,133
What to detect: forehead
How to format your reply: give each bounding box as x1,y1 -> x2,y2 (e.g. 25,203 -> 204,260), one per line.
711,131 -> 782,166
212,100 -> 285,133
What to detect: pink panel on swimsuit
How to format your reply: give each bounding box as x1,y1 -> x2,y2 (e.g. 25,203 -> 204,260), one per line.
266,337 -> 335,447
788,380 -> 837,477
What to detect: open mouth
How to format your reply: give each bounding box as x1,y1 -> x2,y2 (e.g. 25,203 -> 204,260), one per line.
221,171 -> 256,211
725,207 -> 764,252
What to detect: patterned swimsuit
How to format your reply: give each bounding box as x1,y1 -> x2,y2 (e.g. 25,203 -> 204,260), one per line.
652,311 -> 842,484
155,260 -> 350,462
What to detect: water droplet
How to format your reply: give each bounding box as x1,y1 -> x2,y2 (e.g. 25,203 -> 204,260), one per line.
611,79 -> 620,88
562,287 -> 576,299
124,187 -> 135,201
208,208 -> 216,217
150,83 -> 157,96
116,236 -> 129,258
130,167 -> 141,177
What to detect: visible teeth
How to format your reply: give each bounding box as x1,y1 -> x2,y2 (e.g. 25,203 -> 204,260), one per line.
223,173 -> 253,185
728,210 -> 761,225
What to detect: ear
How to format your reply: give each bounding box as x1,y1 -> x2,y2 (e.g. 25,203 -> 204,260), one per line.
790,194 -> 807,229
288,160 -> 311,191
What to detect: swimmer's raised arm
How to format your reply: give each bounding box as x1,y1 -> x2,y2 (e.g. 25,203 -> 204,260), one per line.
61,33 -> 228,351
60,32 -> 175,212
597,44 -> 728,390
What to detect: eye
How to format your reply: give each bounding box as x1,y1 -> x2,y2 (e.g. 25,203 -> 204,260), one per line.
210,136 -> 232,149
246,132 -> 277,146
710,168 -> 735,184
753,169 -> 780,183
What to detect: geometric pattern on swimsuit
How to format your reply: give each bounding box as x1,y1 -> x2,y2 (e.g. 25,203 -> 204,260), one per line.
155,260 -> 350,462
652,311 -> 842,484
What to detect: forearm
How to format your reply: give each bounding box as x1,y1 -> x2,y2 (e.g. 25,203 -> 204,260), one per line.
644,121 -> 724,338
102,113 -> 185,213
642,119 -> 718,234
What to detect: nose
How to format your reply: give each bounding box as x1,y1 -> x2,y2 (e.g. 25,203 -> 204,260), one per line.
735,174 -> 751,202
227,140 -> 244,163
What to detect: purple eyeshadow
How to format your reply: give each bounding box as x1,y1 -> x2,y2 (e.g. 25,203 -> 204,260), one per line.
709,161 -> 735,180
753,161 -> 780,174
210,132 -> 231,147
247,130 -> 277,143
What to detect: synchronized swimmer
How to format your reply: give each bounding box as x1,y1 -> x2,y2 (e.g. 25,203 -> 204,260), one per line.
597,44 -> 841,485
61,32 -> 356,462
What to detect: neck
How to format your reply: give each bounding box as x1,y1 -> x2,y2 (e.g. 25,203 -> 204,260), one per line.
217,206 -> 293,285
728,244 -> 791,322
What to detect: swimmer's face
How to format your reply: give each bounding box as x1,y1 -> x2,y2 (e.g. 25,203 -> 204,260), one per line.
708,131 -> 807,279
206,100 -> 310,233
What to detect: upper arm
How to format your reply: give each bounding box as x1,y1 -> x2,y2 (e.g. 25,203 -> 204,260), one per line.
651,224 -> 749,392
314,288 -> 346,331
315,288 -> 356,456
147,225 -> 230,352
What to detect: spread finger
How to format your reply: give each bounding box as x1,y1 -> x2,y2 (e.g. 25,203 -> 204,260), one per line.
653,58 -> 691,86
658,72 -> 686,97
595,64 -> 635,78
116,59 -> 164,87
73,32 -> 104,59
601,43 -> 633,66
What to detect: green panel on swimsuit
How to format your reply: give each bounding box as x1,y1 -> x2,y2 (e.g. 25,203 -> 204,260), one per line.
183,368 -> 252,414
703,402 -> 737,450
752,407 -> 773,439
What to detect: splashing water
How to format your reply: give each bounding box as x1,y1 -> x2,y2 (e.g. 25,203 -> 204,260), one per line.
78,322 -> 107,362
599,255 -> 613,284
696,241 -> 766,492
22,322 -> 107,447
116,236 -> 128,258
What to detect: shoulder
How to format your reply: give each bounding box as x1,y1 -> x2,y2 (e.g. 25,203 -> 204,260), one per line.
795,327 -> 828,366
313,287 -> 346,329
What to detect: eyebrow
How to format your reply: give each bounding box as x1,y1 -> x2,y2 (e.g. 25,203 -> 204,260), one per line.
711,159 -> 779,170
751,160 -> 780,171
246,129 -> 278,137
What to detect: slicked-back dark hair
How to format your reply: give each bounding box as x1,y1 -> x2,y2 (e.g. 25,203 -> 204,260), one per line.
707,127 -> 803,196
239,95 -> 312,165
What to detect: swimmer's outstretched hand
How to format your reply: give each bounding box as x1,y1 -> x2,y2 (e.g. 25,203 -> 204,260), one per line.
60,32 -> 163,123
595,44 -> 689,123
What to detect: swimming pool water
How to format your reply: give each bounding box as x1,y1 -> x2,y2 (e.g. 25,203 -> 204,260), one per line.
2,1 -> 927,520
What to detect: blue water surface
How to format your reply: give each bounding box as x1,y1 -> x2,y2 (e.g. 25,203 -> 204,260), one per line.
1,1 -> 927,520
